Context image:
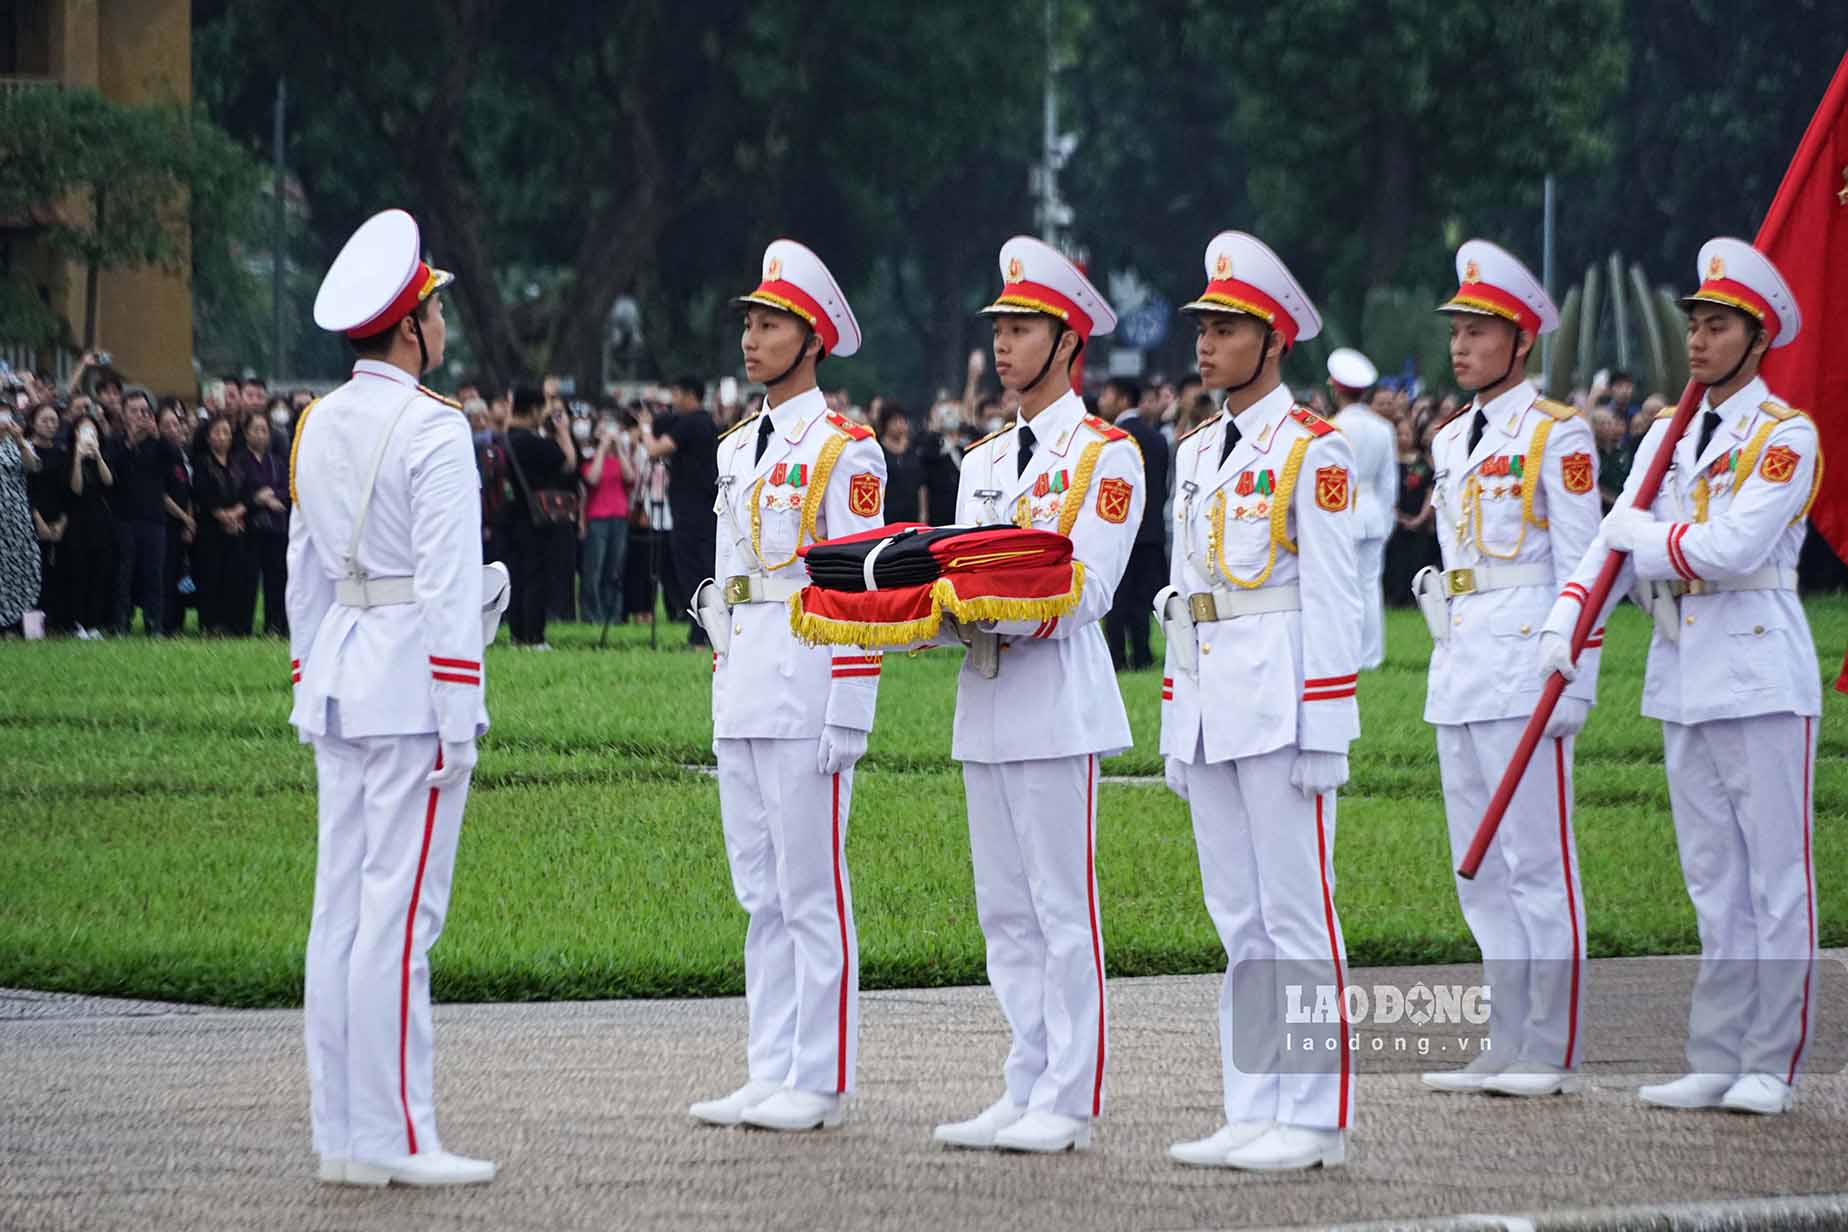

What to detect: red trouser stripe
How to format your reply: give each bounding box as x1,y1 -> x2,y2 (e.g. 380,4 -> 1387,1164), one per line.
1303,673 -> 1357,688
1314,795 -> 1350,1129
1789,716 -> 1816,1084
831,772 -> 849,1094
428,656 -> 480,670
399,747 -> 443,1155
1085,754 -> 1106,1116
1553,737 -> 1582,1069
431,672 -> 480,686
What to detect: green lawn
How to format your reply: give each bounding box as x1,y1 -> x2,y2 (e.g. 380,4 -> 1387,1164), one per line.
1,600 -> 1843,1007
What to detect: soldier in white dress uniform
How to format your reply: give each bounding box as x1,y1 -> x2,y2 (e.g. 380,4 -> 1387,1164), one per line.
931,237 -> 1144,1155
1543,238 -> 1822,1116
291,209 -> 503,1187
686,240 -> 887,1133
1156,231 -> 1363,1172
1416,240 -> 1603,1100
1327,347 -> 1396,668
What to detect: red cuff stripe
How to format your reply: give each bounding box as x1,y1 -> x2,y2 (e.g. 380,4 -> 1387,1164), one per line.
432,671 -> 480,686
290,658 -> 301,668
1560,583 -> 1587,605
831,654 -> 883,665
1303,673 -> 1358,688
429,656 -> 481,670
1666,524 -> 1699,582
1303,687 -> 1358,701
291,673 -> 301,684
832,667 -> 882,679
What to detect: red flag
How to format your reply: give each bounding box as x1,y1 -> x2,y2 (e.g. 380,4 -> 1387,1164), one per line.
1754,49 -> 1848,691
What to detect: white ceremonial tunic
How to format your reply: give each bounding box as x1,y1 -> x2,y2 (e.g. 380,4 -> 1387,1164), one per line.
1545,377 -> 1821,1082
1423,379 -> 1601,1073
287,359 -> 486,1162
1161,385 -> 1362,1132
710,386 -> 885,1095
1331,401 -> 1397,668
949,389 -> 1144,1120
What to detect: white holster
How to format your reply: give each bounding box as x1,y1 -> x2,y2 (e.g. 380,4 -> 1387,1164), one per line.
1413,566 -> 1451,643
691,578 -> 732,655
1153,584 -> 1198,677
481,562 -> 511,643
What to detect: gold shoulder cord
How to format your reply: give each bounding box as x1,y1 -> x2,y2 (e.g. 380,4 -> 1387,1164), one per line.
749,433 -> 849,571
1465,417 -> 1553,559
1057,440 -> 1107,536
1206,436 -> 1312,589
1725,416 -> 1824,526
287,398 -> 320,506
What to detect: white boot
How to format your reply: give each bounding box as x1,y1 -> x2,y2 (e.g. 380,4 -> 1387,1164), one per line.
345,1150 -> 496,1187
1167,1121 -> 1273,1167
932,1095 -> 1027,1149
993,1110 -> 1090,1154
739,1088 -> 844,1132
1721,1073 -> 1794,1116
689,1079 -> 783,1126
1221,1126 -> 1346,1172
1482,1061 -> 1582,1097
317,1155 -> 349,1185
1638,1073 -> 1736,1109
1421,1049 -> 1504,1093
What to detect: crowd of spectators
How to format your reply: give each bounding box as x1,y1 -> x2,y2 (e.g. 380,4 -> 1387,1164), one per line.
0,352 -> 310,638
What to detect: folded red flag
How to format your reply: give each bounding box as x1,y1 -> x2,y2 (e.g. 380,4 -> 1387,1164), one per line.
789,524 -> 1083,646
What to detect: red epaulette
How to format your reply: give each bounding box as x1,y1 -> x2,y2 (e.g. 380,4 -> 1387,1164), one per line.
826,411 -> 874,441
1289,407 -> 1335,437
418,384 -> 463,412
1176,412 -> 1223,444
1083,414 -> 1131,443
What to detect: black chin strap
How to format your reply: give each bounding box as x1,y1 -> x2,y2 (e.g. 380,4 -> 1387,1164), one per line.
1713,323 -> 1763,389
766,326 -> 818,390
1023,321 -> 1068,396
410,313 -> 430,376
1466,322 -> 1525,396
1224,325 -> 1274,396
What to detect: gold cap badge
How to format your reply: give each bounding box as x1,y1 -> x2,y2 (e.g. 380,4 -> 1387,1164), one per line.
1463,259 -> 1480,282
766,257 -> 783,280
1006,257 -> 1024,283
1707,255 -> 1725,279
1214,252 -> 1232,279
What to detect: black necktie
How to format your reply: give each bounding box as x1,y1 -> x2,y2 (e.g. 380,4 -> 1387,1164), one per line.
754,413 -> 775,464
1016,423 -> 1036,477
1467,408 -> 1487,454
1218,417 -> 1243,469
1696,410 -> 1721,457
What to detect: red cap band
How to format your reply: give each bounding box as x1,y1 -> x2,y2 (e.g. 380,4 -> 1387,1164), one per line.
1446,280 -> 1540,336
1690,277 -> 1781,341
747,279 -> 840,354
989,280 -> 1095,339
1192,278 -> 1298,345
347,261 -> 436,340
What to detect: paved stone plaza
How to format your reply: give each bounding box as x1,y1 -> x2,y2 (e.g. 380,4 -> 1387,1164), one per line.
4,956 -> 1847,1231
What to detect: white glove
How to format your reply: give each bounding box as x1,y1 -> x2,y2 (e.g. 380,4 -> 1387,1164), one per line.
817,724 -> 868,775
1290,750 -> 1349,800
1164,755 -> 1190,801
1543,696 -> 1591,739
1601,505 -> 1657,553
480,562 -> 511,644
1536,630 -> 1578,684
425,738 -> 477,790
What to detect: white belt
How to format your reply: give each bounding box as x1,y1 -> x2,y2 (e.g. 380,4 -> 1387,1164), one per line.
1668,565 -> 1797,598
722,573 -> 803,606
1437,562 -> 1552,598
335,575 -> 415,607
1186,583 -> 1301,622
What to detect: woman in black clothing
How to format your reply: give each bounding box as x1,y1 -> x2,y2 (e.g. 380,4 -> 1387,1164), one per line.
1383,415 -> 1440,606
25,406 -> 74,631
156,405 -> 196,634
502,385 -> 577,648
63,411 -> 116,635
191,416 -> 250,634
234,413 -> 290,635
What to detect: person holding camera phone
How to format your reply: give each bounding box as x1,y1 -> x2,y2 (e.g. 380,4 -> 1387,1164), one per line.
65,408 -> 115,637
502,386 -> 578,649
578,409 -> 635,625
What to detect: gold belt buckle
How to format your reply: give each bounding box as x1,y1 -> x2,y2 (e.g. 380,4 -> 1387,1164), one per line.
1187,592 -> 1219,623
1443,567 -> 1477,597
1682,579 -> 1710,597
723,575 -> 753,606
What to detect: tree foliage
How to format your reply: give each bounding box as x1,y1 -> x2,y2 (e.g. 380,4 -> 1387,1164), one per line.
0,85 -> 259,348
